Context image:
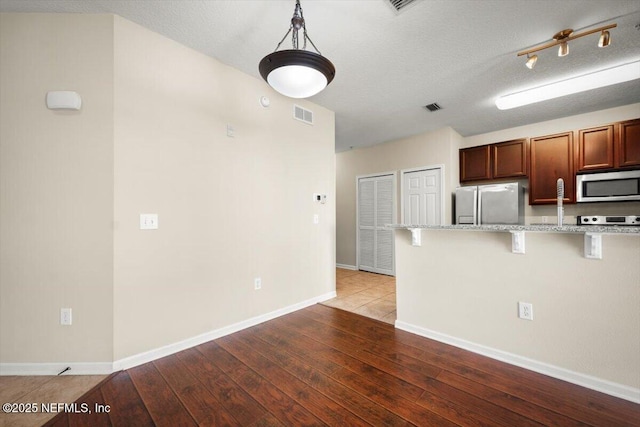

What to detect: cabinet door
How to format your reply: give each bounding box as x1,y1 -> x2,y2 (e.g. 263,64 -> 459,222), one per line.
577,125 -> 614,171
460,145 -> 490,182
618,119 -> 640,168
529,132 -> 575,205
493,139 -> 528,179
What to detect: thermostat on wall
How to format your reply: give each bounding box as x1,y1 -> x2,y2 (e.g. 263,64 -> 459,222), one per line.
46,91 -> 82,110
313,193 -> 327,204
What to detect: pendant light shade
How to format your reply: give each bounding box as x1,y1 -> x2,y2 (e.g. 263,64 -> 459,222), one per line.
525,54 -> 538,69
259,50 -> 335,98
259,0 -> 335,98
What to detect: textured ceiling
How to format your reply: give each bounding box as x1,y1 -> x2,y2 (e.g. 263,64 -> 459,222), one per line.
1,0 -> 639,152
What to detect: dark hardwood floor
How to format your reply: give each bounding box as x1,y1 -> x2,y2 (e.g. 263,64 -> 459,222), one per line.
45,304 -> 640,426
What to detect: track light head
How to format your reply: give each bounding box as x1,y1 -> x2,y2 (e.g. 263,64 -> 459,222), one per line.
598,30 -> 611,47
553,29 -> 572,57
558,42 -> 569,57
525,54 -> 538,69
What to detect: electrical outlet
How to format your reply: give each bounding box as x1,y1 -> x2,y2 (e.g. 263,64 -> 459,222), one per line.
518,302 -> 533,320
60,308 -> 72,325
140,214 -> 158,230
254,277 -> 262,290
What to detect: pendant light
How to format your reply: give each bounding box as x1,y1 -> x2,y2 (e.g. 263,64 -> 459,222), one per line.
259,0 -> 335,98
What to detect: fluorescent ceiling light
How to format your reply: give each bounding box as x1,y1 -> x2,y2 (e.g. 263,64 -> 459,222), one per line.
495,60 -> 640,110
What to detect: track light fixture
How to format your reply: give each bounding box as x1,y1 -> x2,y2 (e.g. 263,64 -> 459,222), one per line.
517,23 -> 616,68
259,0 -> 335,98
525,54 -> 538,69
598,30 -> 611,48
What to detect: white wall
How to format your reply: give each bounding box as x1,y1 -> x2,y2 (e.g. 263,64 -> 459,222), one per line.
336,127 -> 461,267
395,229 -> 640,399
0,13 -> 336,371
0,13 -> 115,365
112,16 -> 336,361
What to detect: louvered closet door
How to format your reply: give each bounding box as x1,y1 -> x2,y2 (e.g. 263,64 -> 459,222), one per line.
358,175 -> 395,276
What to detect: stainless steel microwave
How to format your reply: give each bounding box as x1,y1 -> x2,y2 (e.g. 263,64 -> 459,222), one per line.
576,170 -> 640,202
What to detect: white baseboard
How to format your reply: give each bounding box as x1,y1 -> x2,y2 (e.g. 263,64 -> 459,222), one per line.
395,320 -> 640,404
0,362 -> 113,376
112,290 -> 337,371
336,263 -> 357,270
1,291 -> 336,377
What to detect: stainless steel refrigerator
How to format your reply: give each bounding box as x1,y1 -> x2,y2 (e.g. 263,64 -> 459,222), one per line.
455,182 -> 524,225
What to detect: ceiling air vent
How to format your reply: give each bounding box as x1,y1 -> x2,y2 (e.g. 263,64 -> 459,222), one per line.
293,105 -> 313,125
387,0 -> 418,12
425,102 -> 442,112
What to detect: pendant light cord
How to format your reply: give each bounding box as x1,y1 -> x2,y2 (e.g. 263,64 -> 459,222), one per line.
271,0 -> 322,55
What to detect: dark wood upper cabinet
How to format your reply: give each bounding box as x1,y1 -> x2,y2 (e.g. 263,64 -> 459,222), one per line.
529,132 -> 575,205
577,125 -> 614,171
493,139 -> 528,179
460,145 -> 491,182
618,118 -> 640,168
460,139 -> 527,183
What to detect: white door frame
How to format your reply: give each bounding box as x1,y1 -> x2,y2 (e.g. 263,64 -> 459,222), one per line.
400,165 -> 445,226
356,171 -> 397,275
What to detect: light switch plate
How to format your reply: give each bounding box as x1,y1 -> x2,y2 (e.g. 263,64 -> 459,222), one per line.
60,308 -> 72,325
140,214 -> 158,230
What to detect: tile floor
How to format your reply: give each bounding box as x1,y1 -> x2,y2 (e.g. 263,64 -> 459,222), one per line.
322,268 -> 396,324
0,375 -> 106,427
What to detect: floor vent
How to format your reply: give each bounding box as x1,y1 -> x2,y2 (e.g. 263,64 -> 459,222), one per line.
425,102 -> 442,112
387,0 -> 419,12
294,105 -> 313,125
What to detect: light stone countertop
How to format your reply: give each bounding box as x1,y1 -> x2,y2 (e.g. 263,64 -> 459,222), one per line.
386,224 -> 640,234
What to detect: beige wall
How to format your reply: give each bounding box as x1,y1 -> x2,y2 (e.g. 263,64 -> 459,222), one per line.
112,16 -> 336,360
0,14 -> 115,363
395,230 -> 640,390
336,127 -> 461,266
1,13 -> 335,367
336,104 -> 640,267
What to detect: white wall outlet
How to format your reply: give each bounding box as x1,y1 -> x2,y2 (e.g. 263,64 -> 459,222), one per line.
60,308 -> 72,325
510,231 -> 525,254
254,277 -> 262,290
584,233 -> 603,260
140,214 -> 158,230
313,214 -> 319,224
518,302 -> 533,320
226,124 -> 235,137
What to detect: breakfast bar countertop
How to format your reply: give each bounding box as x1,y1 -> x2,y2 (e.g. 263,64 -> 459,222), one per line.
386,224 -> 640,234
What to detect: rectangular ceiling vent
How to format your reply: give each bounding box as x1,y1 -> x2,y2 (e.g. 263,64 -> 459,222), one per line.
387,0 -> 418,13
425,102 -> 442,112
293,105 -> 313,125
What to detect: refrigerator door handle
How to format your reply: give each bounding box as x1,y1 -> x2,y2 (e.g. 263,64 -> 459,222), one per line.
475,188 -> 480,225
